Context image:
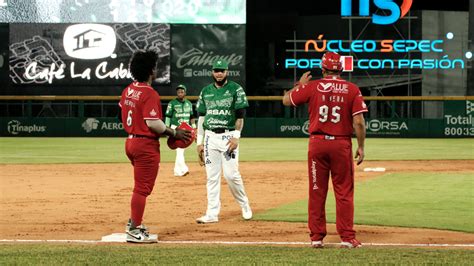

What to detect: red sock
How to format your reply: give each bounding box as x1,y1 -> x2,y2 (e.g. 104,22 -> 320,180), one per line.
130,192 -> 147,227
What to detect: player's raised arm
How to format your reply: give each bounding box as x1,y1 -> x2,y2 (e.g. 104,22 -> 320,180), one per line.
283,71 -> 312,106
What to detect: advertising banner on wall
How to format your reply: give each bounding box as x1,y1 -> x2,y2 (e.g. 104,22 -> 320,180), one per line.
0,23 -> 7,83
8,23 -> 170,88
1,116 -> 469,138
171,24 -> 245,96
0,0 -> 246,24
443,100 -> 474,137
0,117 -> 127,137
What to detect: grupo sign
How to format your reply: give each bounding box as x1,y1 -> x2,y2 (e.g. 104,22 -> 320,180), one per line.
9,23 -> 170,85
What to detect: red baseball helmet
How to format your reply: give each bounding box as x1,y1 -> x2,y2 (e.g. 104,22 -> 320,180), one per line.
167,122 -> 195,150
321,52 -> 343,71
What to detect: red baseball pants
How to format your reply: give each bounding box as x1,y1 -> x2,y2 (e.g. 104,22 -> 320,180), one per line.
307,136 -> 356,242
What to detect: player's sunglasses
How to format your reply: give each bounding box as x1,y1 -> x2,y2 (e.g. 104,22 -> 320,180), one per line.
213,69 -> 226,73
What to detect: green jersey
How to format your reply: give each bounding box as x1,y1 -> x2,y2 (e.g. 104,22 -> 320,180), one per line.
165,98 -> 194,127
197,81 -> 249,130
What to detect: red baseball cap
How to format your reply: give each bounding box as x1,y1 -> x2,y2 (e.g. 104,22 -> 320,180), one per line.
321,52 -> 343,71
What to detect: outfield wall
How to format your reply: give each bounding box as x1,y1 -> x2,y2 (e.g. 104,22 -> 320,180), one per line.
1,99 -> 472,138
1,117 -> 472,138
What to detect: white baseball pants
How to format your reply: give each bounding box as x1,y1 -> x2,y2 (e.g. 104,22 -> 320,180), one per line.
203,130 -> 250,218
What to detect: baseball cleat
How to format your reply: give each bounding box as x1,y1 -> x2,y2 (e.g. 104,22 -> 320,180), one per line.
126,224 -> 158,244
196,215 -> 218,224
311,240 -> 324,248
340,239 -> 362,248
241,204 -> 253,220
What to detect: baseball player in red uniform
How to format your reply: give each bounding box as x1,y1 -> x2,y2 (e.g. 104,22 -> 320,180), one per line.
283,52 -> 367,248
119,50 -> 191,243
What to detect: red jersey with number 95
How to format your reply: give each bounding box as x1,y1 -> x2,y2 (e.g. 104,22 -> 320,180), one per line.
289,75 -> 368,137
119,81 -> 163,138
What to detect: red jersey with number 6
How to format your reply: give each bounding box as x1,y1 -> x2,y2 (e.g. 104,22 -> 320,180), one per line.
289,75 -> 368,136
119,81 -> 163,138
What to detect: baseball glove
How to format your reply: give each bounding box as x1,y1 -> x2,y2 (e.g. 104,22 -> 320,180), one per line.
198,150 -> 205,166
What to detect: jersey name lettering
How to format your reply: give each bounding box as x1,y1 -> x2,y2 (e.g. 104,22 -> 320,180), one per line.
329,95 -> 345,103
125,99 -> 135,107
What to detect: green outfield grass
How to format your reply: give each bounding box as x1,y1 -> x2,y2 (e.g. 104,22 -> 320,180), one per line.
1,244 -> 473,265
255,172 -> 474,233
0,138 -> 472,164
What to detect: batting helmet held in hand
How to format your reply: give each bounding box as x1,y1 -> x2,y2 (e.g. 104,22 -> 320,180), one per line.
321,52 -> 343,71
167,122 -> 195,150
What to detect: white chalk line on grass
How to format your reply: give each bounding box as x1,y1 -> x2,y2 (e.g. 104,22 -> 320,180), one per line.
1,239 -> 473,247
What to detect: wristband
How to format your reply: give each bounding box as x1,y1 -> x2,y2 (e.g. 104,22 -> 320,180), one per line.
233,130 -> 241,139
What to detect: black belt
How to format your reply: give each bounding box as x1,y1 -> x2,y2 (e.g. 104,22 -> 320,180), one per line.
129,134 -> 158,140
210,128 -> 234,134
310,133 -> 350,140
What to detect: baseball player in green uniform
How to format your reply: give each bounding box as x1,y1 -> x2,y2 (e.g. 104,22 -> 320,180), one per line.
165,84 -> 196,176
195,59 -> 252,223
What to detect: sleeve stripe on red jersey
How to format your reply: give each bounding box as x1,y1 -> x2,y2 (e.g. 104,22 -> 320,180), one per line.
352,109 -> 368,116
143,117 -> 162,120
118,102 -> 122,107
289,91 -> 297,106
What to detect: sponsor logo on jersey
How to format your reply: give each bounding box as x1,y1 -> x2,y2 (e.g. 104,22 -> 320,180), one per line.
311,159 -> 318,190
63,24 -> 116,60
207,118 -> 228,126
150,109 -> 157,116
317,82 -> 333,92
7,120 -> 46,135
175,113 -> 190,118
126,87 -> 142,100
224,90 -> 231,96
317,82 -> 349,93
207,109 -> 232,116
333,84 -> 349,94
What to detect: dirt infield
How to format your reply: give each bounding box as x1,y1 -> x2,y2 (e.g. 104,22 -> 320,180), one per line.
1,160 -> 473,245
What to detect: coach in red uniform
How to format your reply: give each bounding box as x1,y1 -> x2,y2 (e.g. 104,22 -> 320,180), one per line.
283,52 -> 367,248
119,50 -> 191,243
